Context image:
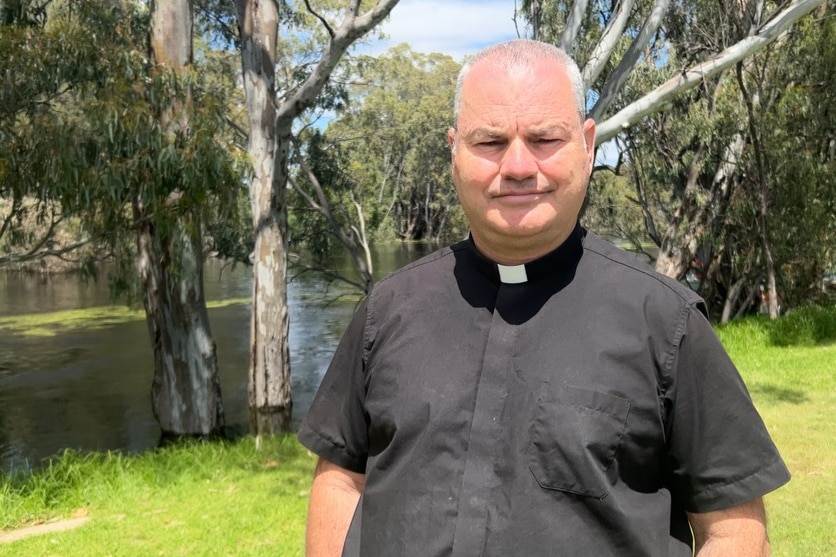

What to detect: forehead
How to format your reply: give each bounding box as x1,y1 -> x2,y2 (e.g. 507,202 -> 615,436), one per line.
458,59 -> 579,129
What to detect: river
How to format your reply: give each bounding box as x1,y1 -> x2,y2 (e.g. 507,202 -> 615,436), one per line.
0,245 -> 433,473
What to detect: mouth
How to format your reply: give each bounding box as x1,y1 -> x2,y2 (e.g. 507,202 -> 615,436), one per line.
493,190 -> 547,203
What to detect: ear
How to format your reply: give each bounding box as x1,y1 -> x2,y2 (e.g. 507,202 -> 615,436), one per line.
582,118 -> 596,173
447,127 -> 456,152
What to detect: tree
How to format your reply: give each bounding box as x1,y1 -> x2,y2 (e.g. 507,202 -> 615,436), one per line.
233,0 -> 400,435
1,0 -> 243,435
320,45 -> 465,246
288,129 -> 376,293
136,0 -> 226,439
519,0 -> 828,319
0,0 -> 94,269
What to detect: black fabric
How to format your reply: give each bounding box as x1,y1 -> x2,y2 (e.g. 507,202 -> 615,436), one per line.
297,227 -> 790,557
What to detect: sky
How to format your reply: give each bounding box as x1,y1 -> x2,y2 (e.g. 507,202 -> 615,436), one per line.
369,0 -> 523,60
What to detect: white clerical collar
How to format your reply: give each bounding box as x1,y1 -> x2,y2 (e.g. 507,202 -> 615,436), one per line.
497,264 -> 528,284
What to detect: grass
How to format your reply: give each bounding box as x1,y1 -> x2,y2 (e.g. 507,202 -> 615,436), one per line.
0,436 -> 315,556
1,305 -> 834,555
715,305 -> 836,556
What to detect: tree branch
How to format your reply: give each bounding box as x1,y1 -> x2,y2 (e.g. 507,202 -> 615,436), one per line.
589,0 -> 670,122
582,0 -> 634,89
275,0 -> 400,127
595,0 -> 825,144
0,238 -> 90,266
303,0 -> 335,38
560,0 -> 589,51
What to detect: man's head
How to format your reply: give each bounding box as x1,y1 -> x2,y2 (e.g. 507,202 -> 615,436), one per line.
448,39 -> 596,265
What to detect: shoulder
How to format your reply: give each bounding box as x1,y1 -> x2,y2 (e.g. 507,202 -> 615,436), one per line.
376,243 -> 459,287
580,231 -> 703,308
365,242 -> 460,317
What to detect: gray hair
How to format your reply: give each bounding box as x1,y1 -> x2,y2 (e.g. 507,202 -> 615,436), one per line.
453,39 -> 586,126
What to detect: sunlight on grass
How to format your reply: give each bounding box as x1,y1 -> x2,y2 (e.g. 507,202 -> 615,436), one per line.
0,436 -> 314,556
717,306 -> 836,556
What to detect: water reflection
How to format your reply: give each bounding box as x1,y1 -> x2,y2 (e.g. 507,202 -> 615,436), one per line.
0,243 -> 433,472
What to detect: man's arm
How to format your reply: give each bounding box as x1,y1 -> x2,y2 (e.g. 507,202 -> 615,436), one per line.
687,497 -> 770,556
306,457 -> 366,557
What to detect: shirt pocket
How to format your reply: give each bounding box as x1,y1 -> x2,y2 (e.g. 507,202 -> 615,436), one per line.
528,383 -> 631,499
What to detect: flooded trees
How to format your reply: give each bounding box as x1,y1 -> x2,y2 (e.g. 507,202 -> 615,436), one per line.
1,0 -> 241,436
140,0 -> 226,439
233,0 -> 400,434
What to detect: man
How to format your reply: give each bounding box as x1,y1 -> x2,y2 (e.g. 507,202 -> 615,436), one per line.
299,39 -> 790,556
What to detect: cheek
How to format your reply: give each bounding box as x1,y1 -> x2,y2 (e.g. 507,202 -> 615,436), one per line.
456,152 -> 498,183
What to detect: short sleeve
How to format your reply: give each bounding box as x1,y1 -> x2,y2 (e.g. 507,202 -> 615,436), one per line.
297,298 -> 371,474
666,304 -> 790,512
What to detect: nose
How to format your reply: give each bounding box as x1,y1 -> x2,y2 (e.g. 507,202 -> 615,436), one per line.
500,138 -> 537,181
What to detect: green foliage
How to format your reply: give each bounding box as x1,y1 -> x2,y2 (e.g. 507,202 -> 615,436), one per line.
321,45 -> 465,243
289,129 -> 354,261
557,2 -> 836,320
0,0 -> 251,283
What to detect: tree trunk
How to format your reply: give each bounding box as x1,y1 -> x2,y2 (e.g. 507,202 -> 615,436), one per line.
235,0 -> 292,433
135,203 -> 225,438
235,0 -> 400,435
141,0 -> 225,439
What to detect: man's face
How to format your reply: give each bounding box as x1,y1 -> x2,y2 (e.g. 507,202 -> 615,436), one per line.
448,58 -> 596,264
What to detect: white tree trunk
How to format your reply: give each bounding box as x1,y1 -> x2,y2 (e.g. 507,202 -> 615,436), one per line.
143,0 -> 225,439
137,206 -> 225,437
235,0 -> 400,435
581,0 -> 634,89
589,0 -> 670,122
234,0 -> 292,434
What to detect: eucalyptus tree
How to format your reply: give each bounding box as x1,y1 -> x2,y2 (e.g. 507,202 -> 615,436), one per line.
319,45 -> 465,244
518,0 -> 827,319
131,0 -> 227,438
233,0 -> 400,434
1,0 -> 242,435
517,0 -> 825,143
0,0 -> 92,267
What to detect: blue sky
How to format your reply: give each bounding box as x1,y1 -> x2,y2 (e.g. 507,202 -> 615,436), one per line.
370,0 -> 522,60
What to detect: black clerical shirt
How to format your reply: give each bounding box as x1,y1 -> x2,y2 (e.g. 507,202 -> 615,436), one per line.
298,225 -> 789,556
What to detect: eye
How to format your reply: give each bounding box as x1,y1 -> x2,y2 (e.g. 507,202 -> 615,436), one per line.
474,139 -> 506,148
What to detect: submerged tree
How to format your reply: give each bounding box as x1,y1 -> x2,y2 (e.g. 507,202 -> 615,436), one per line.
233,0 -> 400,434
321,45 -> 465,245
1,0 -> 243,435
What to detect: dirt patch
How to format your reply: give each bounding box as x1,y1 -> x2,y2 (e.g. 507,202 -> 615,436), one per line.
0,517 -> 90,544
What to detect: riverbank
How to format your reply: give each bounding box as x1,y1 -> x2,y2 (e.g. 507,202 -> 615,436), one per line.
1,306 -> 834,556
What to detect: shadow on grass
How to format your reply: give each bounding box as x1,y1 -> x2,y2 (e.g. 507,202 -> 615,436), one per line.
748,382 -> 809,404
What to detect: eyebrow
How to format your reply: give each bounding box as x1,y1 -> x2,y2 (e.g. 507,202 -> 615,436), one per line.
465,128 -> 505,142
463,124 -> 572,141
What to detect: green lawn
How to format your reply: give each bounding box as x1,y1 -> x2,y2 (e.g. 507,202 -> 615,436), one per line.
0,437 -> 315,556
1,306 -> 834,556
715,307 -> 836,556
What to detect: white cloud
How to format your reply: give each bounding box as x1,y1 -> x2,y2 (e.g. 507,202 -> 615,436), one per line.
368,0 -> 522,60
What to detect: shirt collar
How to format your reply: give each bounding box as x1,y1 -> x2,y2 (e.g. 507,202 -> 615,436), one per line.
465,224 -> 585,285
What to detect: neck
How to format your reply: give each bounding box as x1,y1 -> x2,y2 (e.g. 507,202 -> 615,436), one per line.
470,226 -> 575,265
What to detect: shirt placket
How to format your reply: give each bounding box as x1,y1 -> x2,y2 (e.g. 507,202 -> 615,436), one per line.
451,282 -> 525,556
